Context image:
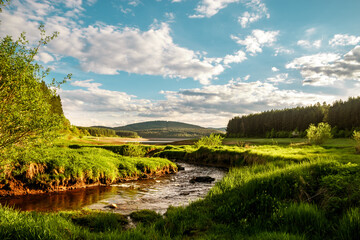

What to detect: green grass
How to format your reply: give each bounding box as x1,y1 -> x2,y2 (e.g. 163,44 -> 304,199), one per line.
1,138 -> 360,239
1,146 -> 177,192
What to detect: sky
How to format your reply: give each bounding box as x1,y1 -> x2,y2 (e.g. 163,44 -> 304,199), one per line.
1,0 -> 360,128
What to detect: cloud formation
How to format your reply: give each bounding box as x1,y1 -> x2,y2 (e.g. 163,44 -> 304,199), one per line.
286,46 -> 360,86
0,1 -> 232,85
190,0 -> 268,27
59,78 -> 337,127
231,29 -> 279,55
238,0 -> 269,28
297,39 -> 322,49
329,34 -> 360,46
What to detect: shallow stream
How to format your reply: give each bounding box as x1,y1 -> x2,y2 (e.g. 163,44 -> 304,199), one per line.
0,163 -> 226,214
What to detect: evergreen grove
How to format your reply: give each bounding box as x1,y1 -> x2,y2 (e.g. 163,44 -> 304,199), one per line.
227,98 -> 360,138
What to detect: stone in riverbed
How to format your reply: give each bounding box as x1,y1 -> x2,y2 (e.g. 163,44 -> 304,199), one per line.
189,176 -> 215,183
177,164 -> 185,171
109,203 -> 117,209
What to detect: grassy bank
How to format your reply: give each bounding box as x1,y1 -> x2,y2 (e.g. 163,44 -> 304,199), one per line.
0,146 -> 177,196
1,139 -> 360,239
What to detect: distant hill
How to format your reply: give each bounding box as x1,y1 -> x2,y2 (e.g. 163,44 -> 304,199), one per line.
113,121 -> 223,138
114,121 -> 203,131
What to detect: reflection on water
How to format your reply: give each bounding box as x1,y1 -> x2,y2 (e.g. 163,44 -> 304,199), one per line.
0,186 -> 118,212
0,163 -> 226,214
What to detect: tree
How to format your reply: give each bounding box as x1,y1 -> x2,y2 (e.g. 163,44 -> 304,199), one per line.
306,122 -> 332,145
0,26 -> 70,154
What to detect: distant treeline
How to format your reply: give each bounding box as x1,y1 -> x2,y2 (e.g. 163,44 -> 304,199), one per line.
115,130 -> 139,138
77,127 -> 139,138
77,127 -> 116,137
227,97 -> 360,138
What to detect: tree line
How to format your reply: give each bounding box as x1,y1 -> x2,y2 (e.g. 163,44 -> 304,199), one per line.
227,97 -> 360,138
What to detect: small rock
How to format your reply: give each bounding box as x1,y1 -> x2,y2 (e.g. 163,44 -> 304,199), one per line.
180,192 -> 190,196
189,176 -> 215,184
109,203 -> 117,209
177,164 -> 185,171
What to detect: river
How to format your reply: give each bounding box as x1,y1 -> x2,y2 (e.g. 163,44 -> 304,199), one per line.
0,163 -> 226,214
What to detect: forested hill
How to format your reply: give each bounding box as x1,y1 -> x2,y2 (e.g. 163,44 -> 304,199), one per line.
112,121 -> 223,138
114,121 -> 204,131
227,97 -> 360,138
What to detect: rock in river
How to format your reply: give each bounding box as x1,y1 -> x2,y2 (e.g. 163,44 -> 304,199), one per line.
189,176 -> 215,183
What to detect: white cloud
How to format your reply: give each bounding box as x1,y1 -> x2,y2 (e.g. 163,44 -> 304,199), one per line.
271,67 -> 279,72
190,0 -> 268,25
223,50 -> 247,65
274,47 -> 293,56
190,0 -> 240,18
297,39 -> 322,48
231,29 -> 279,55
34,52 -> 55,63
238,0 -> 270,28
0,3 -> 230,85
305,28 -> 316,36
60,79 -> 337,127
128,0 -> 141,7
266,73 -> 291,85
286,46 -> 360,86
329,34 -> 360,46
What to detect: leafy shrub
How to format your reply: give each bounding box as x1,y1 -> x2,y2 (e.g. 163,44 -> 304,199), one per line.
306,122 -> 332,145
353,130 -> 360,153
195,134 -> 224,148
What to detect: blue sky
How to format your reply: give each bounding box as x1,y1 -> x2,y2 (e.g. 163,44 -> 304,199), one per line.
1,0 -> 360,127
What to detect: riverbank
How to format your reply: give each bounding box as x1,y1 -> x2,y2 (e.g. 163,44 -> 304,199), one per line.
1,139 -> 360,239
0,146 -> 177,197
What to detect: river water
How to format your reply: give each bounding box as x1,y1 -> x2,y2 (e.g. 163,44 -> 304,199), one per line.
0,163 -> 226,214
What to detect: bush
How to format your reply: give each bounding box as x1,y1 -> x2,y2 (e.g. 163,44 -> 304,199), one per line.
353,130 -> 360,153
195,134 -> 224,148
306,122 -> 332,145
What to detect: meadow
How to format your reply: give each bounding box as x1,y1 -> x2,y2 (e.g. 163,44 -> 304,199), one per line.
0,137 -> 359,239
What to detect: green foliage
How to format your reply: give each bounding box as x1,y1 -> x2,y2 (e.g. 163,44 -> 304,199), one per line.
121,143 -> 147,157
353,130 -> 360,153
70,210 -> 128,232
0,27 -> 70,156
306,122 -> 332,145
77,127 -> 116,137
227,103 -> 326,137
2,146 -> 176,187
337,208 -> 360,240
2,142 -> 360,238
195,134 -> 224,148
130,210 -> 162,226
115,130 -> 139,138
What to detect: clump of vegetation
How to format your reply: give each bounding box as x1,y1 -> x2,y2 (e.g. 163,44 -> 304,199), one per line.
306,122 -> 332,145
353,130 -> 360,153
130,210 -> 162,226
195,134 -> 224,148
121,143 -> 147,157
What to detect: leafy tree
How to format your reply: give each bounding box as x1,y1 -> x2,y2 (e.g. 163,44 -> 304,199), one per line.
306,122 -> 332,145
0,26 -> 70,154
